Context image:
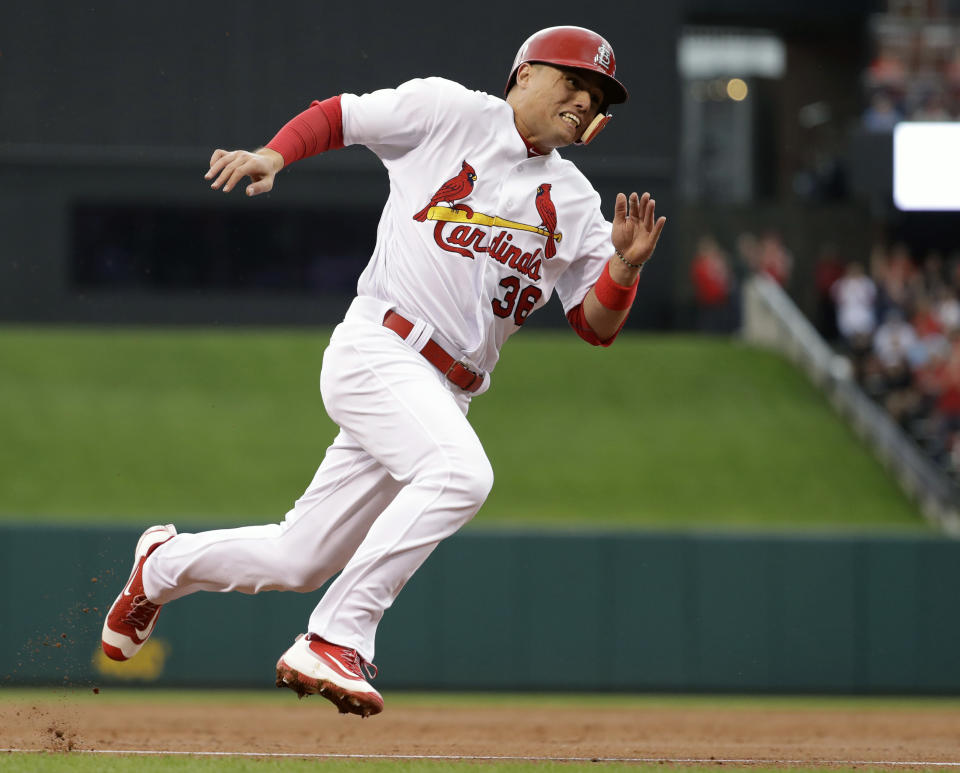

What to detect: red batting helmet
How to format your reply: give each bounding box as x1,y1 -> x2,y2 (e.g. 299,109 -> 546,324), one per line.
504,26 -> 628,144
505,26 -> 629,109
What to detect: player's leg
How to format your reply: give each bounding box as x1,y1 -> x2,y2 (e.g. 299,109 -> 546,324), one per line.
142,430 -> 402,603
275,309 -> 493,714
101,430 -> 402,661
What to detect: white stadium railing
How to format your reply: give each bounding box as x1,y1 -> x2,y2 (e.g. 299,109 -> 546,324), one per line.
742,274 -> 960,536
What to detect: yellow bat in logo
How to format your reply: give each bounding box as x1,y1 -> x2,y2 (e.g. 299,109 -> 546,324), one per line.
426,206 -> 562,243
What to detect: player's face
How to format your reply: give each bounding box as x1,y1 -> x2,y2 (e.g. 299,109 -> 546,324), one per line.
514,64 -> 606,149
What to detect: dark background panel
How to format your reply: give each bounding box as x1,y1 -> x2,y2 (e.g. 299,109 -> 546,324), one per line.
0,0 -> 680,327
0,1 -> 678,153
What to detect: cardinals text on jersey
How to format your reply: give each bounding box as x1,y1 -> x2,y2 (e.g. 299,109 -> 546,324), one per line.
414,165 -> 564,284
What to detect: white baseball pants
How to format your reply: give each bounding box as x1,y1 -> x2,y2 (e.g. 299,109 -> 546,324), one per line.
143,296 -> 494,662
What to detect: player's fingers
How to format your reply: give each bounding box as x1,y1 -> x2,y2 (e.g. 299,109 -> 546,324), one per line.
613,192 -> 627,223
205,149 -> 231,179
212,156 -> 251,191
654,215 -> 666,238
636,192 -> 650,221
208,148 -> 228,166
644,197 -> 656,230
246,176 -> 274,197
209,161 -> 237,190
650,215 -> 667,245
221,163 -> 253,193
630,192 -> 644,219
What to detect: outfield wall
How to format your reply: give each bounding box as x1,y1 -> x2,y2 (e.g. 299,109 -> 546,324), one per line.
4,525 -> 959,693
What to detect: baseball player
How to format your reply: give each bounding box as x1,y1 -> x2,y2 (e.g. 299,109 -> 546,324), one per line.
101,25 -> 665,718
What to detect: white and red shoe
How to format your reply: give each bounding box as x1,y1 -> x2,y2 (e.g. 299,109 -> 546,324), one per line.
101,524 -> 177,661
276,633 -> 383,717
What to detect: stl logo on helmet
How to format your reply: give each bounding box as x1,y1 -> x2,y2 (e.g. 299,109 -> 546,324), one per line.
594,44 -> 612,72
412,165 -> 562,283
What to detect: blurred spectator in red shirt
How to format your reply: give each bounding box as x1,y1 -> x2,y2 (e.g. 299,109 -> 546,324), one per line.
866,43 -> 907,95
913,297 -> 944,339
690,235 -> 735,333
931,338 -> 960,431
757,230 -> 793,288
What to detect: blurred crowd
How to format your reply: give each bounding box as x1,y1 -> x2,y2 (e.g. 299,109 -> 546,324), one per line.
863,7 -> 960,128
689,235 -> 960,479
822,243 -> 960,479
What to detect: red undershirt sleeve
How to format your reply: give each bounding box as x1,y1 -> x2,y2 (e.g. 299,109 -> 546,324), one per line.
265,95 -> 344,167
566,303 -> 625,347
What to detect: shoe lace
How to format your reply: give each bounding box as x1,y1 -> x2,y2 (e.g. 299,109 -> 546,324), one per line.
123,595 -> 159,628
341,645 -> 379,680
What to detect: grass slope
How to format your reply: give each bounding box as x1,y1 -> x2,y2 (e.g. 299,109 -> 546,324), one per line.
0,327 -> 923,530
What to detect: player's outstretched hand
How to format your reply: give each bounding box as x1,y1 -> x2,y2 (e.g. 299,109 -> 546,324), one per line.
205,148 -> 284,197
611,191 -> 666,268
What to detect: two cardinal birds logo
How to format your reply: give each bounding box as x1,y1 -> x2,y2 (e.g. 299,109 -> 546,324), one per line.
413,160 -> 559,259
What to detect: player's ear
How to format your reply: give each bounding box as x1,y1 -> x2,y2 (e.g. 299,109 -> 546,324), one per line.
514,62 -> 534,88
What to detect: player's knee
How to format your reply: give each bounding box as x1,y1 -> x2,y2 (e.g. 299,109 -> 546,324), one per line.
276,562 -> 328,593
454,454 -> 494,512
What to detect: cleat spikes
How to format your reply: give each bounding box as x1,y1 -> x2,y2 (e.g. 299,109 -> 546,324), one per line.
275,635 -> 384,717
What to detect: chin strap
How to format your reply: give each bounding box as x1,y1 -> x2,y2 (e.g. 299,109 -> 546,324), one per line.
578,113 -> 612,145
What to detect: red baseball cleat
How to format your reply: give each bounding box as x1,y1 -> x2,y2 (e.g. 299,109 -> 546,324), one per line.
101,524 -> 177,661
275,633 -> 383,717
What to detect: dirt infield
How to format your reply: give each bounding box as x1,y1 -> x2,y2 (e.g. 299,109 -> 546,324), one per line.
3,693 -> 960,765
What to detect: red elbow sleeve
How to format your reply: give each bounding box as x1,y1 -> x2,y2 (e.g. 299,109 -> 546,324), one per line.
266,95 -> 344,167
567,303 -> 617,347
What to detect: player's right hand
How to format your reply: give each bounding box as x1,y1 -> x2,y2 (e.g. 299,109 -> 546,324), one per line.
205,148 -> 284,197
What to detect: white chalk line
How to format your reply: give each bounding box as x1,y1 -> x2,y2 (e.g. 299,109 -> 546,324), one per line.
2,748 -> 960,766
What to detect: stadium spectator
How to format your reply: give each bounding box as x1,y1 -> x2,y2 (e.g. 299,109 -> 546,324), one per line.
873,309 -> 919,372
814,243 -> 845,339
756,231 -> 793,288
872,242 -> 916,320
912,90 -> 952,120
862,91 -> 904,131
831,261 -> 877,360
690,235 -> 735,332
865,41 -> 908,95
927,337 -> 960,469
934,286 -> 960,334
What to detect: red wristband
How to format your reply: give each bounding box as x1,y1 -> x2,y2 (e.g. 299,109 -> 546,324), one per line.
593,261 -> 639,311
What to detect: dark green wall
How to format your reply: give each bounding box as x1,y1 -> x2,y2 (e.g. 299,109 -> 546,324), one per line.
3,525 -> 958,693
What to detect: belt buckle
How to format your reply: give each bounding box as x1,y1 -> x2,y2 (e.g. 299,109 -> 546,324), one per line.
445,359 -> 482,391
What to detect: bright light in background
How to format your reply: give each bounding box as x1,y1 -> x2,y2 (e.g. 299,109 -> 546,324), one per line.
726,78 -> 749,101
893,122 -> 960,211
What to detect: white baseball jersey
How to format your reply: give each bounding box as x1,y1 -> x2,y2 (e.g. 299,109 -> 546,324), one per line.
341,77 -> 613,377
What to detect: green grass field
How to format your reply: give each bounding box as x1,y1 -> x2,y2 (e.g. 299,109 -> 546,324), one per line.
0,326 -> 924,531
